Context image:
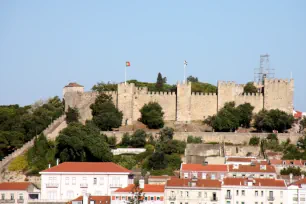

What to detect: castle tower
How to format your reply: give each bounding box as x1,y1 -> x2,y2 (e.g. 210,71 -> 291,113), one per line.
117,83 -> 135,125
263,78 -> 294,114
63,82 -> 84,111
217,81 -> 237,111
176,82 -> 191,122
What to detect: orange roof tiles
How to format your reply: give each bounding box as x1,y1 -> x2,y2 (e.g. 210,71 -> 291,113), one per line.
70,196 -> 110,204
0,182 -> 32,190
65,82 -> 83,87
227,158 -> 253,162
41,162 -> 131,173
269,159 -> 306,166
228,164 -> 276,173
289,178 -> 306,187
181,164 -> 227,172
115,184 -> 164,193
166,178 -> 221,188
223,178 -> 286,187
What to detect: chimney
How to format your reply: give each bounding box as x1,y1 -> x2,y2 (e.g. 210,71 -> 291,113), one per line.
83,193 -> 90,204
56,158 -> 59,165
290,173 -> 293,184
48,164 -> 51,168
139,178 -> 145,189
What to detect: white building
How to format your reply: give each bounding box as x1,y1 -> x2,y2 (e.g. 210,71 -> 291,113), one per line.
164,178 -> 221,204
0,182 -> 40,204
111,179 -> 164,204
40,162 -> 133,200
221,177 -> 287,204
180,164 -> 228,180
225,157 -> 267,166
288,178 -> 306,204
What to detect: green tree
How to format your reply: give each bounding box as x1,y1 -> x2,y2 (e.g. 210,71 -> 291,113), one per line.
121,133 -> 131,147
116,155 -> 137,170
155,72 -> 166,91
236,103 -> 254,128
107,136 -> 117,147
139,102 -> 164,129
280,166 -> 304,176
191,82 -> 217,93
65,107 -> 79,124
92,81 -> 117,92
148,151 -> 167,170
254,109 -> 294,133
244,82 -> 257,93
56,122 -> 113,162
130,129 -> 147,148
8,155 -> 28,172
0,131 -> 24,158
166,153 -> 182,170
187,76 -> 199,83
159,127 -> 174,142
160,140 -> 186,154
249,136 -> 260,146
187,136 -> 202,144
90,93 -> 123,131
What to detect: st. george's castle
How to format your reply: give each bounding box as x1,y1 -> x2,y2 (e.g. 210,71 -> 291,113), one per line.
63,78 -> 294,125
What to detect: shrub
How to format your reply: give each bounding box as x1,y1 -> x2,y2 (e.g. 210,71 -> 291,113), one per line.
159,127 -> 174,142
244,82 -> 257,93
121,133 -> 130,147
148,151 -> 167,170
130,130 -> 147,148
187,136 -> 202,144
249,136 -> 260,146
161,140 -> 186,154
166,154 -> 182,170
139,102 -> 164,129
145,144 -> 155,152
8,155 -> 28,171
107,136 -> 117,147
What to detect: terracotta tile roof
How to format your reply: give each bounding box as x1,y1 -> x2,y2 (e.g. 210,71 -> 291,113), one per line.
228,164 -> 276,173
269,159 -> 306,166
0,182 -> 31,190
115,184 -> 165,193
70,196 -> 110,204
64,82 -> 83,88
289,178 -> 306,187
41,162 -> 131,173
223,178 -> 286,187
166,178 -> 221,188
181,164 -> 228,172
227,158 -> 253,162
294,111 -> 303,119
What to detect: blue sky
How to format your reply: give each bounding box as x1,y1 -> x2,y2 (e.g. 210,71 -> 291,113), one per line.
0,1 -> 305,110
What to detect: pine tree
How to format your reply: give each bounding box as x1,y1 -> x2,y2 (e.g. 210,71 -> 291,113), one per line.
155,72 -> 164,91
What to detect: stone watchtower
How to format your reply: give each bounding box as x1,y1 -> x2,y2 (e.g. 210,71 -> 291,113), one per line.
176,82 -> 192,122
117,83 -> 135,125
63,82 -> 84,111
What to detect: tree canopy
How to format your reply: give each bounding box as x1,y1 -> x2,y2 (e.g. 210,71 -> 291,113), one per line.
139,102 -> 164,129
65,107 -> 79,124
90,93 -> 123,131
155,73 -> 167,91
55,122 -> 113,162
91,81 -> 117,92
187,75 -> 199,83
244,82 -> 258,93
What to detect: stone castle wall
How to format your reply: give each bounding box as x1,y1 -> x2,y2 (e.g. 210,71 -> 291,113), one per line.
63,78 -> 294,123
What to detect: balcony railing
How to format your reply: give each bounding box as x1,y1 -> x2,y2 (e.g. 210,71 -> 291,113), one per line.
168,196 -> 176,201
17,199 -> 24,203
225,195 -> 232,199
211,197 -> 218,202
46,183 -> 59,188
0,200 -> 15,203
110,183 -> 123,187
80,183 -> 88,188
267,196 -> 275,201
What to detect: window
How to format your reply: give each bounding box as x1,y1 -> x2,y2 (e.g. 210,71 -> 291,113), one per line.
236,190 -> 239,196
171,191 -> 175,196
227,190 -> 231,198
186,191 -> 189,197
184,173 -> 188,178
255,202 -> 258,204
180,191 -> 183,197
280,191 -> 283,198
255,191 -> 258,196
99,177 -> 104,185
241,202 -> 245,204
65,177 -> 69,185
261,191 -> 263,197
269,191 -> 273,198
211,174 -> 216,180
1,194 -> 4,200
157,197 -> 160,200
226,202 -> 230,204
171,202 -> 174,204
242,174 -> 246,178
19,193 -> 23,200
198,192 -> 201,198
10,193 -> 14,200
93,178 -> 97,185
82,177 -> 87,183
242,190 -> 245,196
192,172 -> 197,178
144,197 -> 148,201
233,174 -> 237,178
212,192 -> 217,201
202,173 -> 207,179
204,192 -> 207,198
72,177 -> 76,185
150,197 -> 154,201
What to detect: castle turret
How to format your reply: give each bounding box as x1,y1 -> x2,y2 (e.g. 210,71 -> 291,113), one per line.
63,82 -> 84,111
176,82 -> 191,123
117,83 -> 135,125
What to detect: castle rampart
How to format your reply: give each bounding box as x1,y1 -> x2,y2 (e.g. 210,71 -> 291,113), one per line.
63,78 -> 294,124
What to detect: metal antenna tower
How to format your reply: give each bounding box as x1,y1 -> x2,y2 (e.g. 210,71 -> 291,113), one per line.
254,54 -> 275,85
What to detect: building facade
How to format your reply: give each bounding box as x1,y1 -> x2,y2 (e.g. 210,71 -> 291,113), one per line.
63,78 -> 294,124
180,164 -> 228,180
0,182 -> 40,204
40,162 -> 133,200
227,164 -> 277,179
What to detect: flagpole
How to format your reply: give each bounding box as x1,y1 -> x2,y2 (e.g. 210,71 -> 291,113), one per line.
125,65 -> 127,85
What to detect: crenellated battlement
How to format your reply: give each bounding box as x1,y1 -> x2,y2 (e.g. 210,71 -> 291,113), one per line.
237,93 -> 263,97
191,92 -> 217,96
265,78 -> 292,84
218,81 -> 236,86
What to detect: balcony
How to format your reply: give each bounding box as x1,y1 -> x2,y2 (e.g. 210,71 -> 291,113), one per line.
211,197 -> 218,202
110,183 -> 123,188
80,183 -> 88,188
46,183 -> 59,188
0,200 -> 15,203
17,199 -> 24,203
293,197 -> 298,201
225,195 -> 232,199
168,196 -> 176,201
267,196 -> 275,201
